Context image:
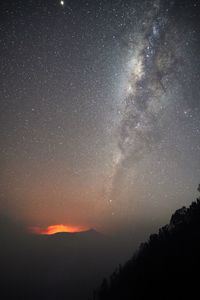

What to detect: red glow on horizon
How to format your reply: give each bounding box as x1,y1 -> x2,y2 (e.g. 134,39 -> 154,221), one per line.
30,224 -> 89,235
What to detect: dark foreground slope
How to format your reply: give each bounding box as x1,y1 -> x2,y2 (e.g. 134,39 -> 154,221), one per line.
96,198 -> 200,300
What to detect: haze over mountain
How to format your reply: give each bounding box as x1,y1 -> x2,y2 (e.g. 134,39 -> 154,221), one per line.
0,222 -> 138,300
1,189 -> 200,300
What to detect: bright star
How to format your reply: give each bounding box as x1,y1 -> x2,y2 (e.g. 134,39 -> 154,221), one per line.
60,0 -> 64,6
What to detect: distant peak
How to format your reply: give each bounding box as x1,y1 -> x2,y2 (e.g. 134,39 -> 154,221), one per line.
30,224 -> 90,235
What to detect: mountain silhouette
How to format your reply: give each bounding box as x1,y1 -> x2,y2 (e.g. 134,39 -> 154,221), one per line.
46,228 -> 102,239
96,196 -> 200,300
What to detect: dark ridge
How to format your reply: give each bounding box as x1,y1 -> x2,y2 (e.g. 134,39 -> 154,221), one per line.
95,193 -> 200,300
46,228 -> 102,238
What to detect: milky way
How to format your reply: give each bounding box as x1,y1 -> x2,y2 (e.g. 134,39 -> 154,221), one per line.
108,0 -> 200,222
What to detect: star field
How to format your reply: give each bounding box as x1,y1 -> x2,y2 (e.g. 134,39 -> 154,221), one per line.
0,0 -> 200,232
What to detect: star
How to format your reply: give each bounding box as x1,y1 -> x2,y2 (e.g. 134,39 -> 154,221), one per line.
60,0 -> 64,6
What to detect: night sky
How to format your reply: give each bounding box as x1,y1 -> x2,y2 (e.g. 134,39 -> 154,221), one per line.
0,0 -> 200,233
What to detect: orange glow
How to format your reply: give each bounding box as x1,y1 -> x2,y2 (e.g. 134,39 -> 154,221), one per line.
30,224 -> 89,235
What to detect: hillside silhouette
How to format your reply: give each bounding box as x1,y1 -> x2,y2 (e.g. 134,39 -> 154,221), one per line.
96,186 -> 200,300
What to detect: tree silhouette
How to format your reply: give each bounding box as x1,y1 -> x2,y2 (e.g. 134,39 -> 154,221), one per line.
96,184 -> 200,300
